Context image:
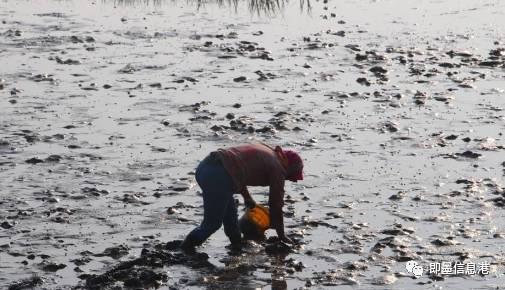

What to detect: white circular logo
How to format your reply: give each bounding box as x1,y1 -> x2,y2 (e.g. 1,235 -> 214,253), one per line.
406,261 -> 423,278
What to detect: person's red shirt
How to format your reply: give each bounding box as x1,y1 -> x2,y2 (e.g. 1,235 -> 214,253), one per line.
215,143 -> 288,230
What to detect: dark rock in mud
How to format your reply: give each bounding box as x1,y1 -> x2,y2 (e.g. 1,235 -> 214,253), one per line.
1,221 -> 14,229
10,87 -> 21,95
70,35 -> 84,43
355,53 -> 368,61
31,73 -> 55,82
370,66 -> 388,75
233,76 -> 247,82
439,62 -> 458,68
455,151 -> 482,159
413,91 -> 428,105
120,193 -> 150,205
94,245 -> 130,259
356,77 -> 371,86
71,256 -> 92,266
342,260 -> 368,271
380,121 -> 399,133
23,134 -> 40,143
256,125 -> 276,134
25,157 -> 44,164
255,70 -> 277,80
265,241 -> 293,255
210,125 -> 227,132
488,196 -> 505,207
455,178 -> 474,185
123,269 -> 167,288
54,56 -> 81,65
81,187 -> 109,197
149,82 -> 162,88
41,262 -> 67,272
84,243 -> 212,289
479,60 -> 503,67
52,133 -> 65,140
165,240 -> 183,251
381,228 -> 409,236
389,191 -> 406,200
285,258 -> 305,271
7,276 -> 43,290
431,238 -> 457,246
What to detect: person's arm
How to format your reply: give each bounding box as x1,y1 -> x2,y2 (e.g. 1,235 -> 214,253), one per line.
269,175 -> 293,244
240,187 -> 256,208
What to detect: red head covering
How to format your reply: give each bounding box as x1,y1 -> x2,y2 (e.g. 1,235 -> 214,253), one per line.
283,150 -> 304,181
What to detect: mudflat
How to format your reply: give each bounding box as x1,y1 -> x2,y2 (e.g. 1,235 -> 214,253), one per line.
1,0 -> 505,289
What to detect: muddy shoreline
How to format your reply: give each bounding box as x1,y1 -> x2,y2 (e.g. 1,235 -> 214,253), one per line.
1,0 -> 505,289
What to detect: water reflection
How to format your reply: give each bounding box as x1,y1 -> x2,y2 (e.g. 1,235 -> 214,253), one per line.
108,0 -> 311,15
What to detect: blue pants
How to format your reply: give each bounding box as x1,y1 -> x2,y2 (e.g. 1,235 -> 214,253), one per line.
185,154 -> 241,245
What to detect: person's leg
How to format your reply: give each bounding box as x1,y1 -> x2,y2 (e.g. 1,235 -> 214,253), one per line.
223,193 -> 241,245
181,157 -> 234,251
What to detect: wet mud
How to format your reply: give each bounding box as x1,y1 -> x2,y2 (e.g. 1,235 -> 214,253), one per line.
1,0 -> 505,289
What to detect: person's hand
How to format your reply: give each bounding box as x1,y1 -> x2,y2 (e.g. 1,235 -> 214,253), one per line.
244,198 -> 256,209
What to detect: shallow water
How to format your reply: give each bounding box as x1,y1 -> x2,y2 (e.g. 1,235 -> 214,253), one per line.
1,0 -> 505,289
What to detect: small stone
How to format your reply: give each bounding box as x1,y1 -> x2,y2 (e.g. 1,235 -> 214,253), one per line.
389,191 -> 406,200
356,77 -> 371,86
265,241 -> 292,255
26,157 -> 44,164
370,66 -> 388,74
1,221 -> 13,229
46,197 -> 60,203
233,76 -> 247,82
42,262 -> 66,272
431,238 -> 457,246
456,151 -> 481,159
46,155 -> 62,162
167,207 -> 180,215
445,134 -> 458,140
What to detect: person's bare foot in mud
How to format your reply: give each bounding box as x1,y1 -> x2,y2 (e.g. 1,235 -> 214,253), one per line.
166,239 -> 204,257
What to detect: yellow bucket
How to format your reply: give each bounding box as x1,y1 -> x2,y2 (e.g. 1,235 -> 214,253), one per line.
239,204 -> 270,240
